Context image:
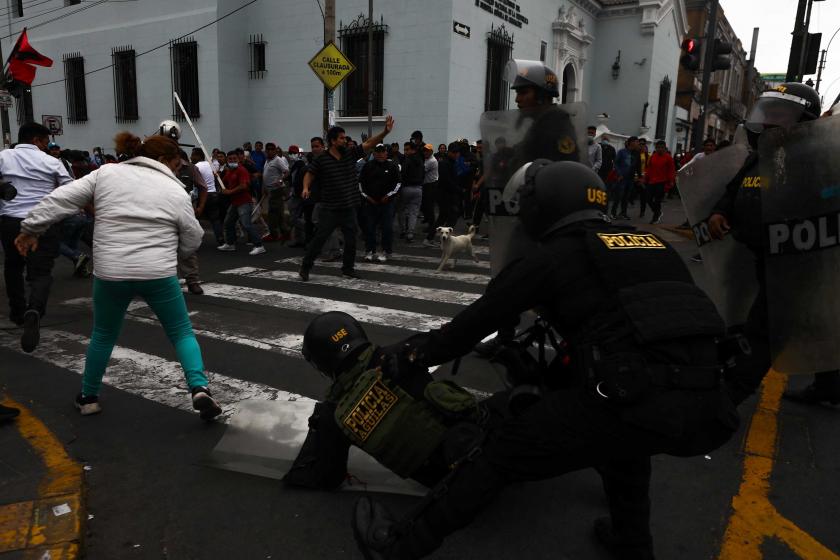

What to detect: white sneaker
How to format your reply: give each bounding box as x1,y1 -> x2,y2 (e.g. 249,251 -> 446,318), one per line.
377,253 -> 387,263
217,244 -> 236,252
422,239 -> 437,248
249,246 -> 266,256
364,251 -> 374,262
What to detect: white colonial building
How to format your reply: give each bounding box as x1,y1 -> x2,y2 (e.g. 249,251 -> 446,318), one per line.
2,0 -> 687,152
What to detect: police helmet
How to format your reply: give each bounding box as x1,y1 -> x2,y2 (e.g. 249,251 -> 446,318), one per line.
506,59 -> 560,98
301,312 -> 370,378
511,160 -> 608,239
158,120 -> 182,141
745,82 -> 821,134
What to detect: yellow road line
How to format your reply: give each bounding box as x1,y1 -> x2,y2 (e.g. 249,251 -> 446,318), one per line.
0,397 -> 83,556
718,371 -> 840,559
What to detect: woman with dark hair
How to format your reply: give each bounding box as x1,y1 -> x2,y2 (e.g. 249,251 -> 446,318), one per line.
14,131 -> 222,421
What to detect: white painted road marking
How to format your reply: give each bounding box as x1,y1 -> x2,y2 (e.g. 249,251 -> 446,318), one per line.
382,252 -> 490,269
221,267 -> 482,306
276,258 -> 490,285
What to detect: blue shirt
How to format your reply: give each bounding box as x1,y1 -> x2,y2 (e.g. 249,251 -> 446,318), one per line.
250,150 -> 267,172
0,144 -> 74,218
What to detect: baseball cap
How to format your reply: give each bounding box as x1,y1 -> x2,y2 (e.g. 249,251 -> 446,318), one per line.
374,143 -> 387,151
288,145 -> 300,154
423,143 -> 434,151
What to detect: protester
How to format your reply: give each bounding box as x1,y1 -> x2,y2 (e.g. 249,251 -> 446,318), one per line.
218,150 -> 266,255
587,125 -> 602,173
360,143 -> 401,262
644,139 -> 676,224
191,147 -> 224,246
14,132 -> 222,420
262,142 -> 290,243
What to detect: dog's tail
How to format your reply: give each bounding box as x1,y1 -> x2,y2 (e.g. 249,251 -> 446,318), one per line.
466,224 -> 477,237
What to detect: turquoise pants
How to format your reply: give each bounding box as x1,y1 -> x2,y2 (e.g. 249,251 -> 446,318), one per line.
82,276 -> 208,396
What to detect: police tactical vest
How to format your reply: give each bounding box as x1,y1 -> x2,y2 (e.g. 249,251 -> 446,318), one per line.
583,227 -> 724,348
730,154 -> 763,252
330,350 -> 478,478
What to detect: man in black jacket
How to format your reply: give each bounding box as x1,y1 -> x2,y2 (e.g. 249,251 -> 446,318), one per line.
400,143 -> 426,242
360,144 -> 401,262
424,143 -> 460,244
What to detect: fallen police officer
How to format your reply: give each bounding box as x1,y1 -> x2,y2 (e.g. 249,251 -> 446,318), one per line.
351,160 -> 740,560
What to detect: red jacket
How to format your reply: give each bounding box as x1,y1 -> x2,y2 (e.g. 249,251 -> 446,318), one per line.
644,152 -> 676,185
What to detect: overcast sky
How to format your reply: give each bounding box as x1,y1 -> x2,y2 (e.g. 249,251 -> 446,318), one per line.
720,0 -> 840,107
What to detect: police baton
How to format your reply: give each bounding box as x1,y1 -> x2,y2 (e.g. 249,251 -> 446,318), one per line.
173,91 -> 225,192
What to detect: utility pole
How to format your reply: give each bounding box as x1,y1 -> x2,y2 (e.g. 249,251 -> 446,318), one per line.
323,0 -> 335,136
366,0 -> 373,139
816,48 -> 827,91
786,0 -> 809,82
692,0 -> 720,151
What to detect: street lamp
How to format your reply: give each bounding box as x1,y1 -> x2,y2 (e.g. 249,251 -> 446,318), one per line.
816,22 -> 840,92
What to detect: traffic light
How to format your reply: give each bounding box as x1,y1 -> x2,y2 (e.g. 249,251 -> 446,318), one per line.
680,38 -> 702,71
712,39 -> 733,71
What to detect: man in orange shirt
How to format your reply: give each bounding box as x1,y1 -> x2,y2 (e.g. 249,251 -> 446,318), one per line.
643,140 -> 675,224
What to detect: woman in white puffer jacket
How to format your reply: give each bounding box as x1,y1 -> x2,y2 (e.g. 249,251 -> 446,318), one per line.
15,132 -> 222,420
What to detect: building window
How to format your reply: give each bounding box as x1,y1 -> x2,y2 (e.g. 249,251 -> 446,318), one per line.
540,41 -> 547,63
63,53 -> 87,123
249,34 -> 266,79
655,76 -> 672,140
13,0 -> 23,17
112,46 -> 138,122
15,86 -> 33,125
170,37 -> 200,120
338,14 -> 388,117
485,24 -> 514,112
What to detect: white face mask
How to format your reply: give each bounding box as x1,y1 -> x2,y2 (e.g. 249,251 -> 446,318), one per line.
228,162 -> 239,169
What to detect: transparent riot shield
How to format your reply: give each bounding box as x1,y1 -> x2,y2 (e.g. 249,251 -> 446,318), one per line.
481,102 -> 587,276
678,144 -> 758,327
204,400 -> 426,496
759,115 -> 840,374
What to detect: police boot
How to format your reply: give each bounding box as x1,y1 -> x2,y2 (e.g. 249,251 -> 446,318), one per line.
783,371 -> 840,406
593,517 -> 655,560
353,497 -> 440,560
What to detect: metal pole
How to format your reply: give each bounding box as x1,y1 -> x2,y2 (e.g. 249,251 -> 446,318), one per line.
366,0 -> 373,139
816,49 -> 827,91
323,0 -> 335,136
796,0 -> 815,82
692,0 -> 720,151
786,0 -> 808,82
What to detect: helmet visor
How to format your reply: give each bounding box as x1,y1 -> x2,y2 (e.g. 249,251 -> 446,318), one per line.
745,91 -> 808,133
506,59 -> 546,89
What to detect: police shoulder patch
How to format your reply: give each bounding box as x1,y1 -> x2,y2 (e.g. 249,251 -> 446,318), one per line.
558,137 -> 576,155
597,232 -> 667,250
341,378 -> 399,442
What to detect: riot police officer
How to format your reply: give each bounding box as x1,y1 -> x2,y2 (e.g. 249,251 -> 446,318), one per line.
353,161 -> 739,560
707,83 -> 840,405
284,312 -> 489,490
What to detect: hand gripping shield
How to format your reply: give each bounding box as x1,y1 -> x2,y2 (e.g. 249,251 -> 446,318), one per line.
759,115 -> 840,374
481,102 -> 587,275
678,144 -> 758,327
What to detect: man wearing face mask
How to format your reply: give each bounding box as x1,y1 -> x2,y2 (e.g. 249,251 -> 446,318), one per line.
707,83 -> 840,406
218,151 -> 265,255
587,125 -> 602,174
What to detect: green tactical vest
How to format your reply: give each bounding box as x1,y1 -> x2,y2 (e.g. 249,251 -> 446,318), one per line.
329,347 -> 478,478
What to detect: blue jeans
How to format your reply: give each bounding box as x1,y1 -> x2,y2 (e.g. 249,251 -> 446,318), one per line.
60,213 -> 92,261
400,185 -> 423,239
82,276 -> 207,396
223,203 -> 262,246
364,202 -> 395,254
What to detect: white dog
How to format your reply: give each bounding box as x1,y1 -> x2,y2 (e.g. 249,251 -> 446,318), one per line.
436,225 -> 480,271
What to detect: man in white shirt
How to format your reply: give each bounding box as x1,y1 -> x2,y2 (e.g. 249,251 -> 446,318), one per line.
191,148 -> 223,246
688,138 -> 717,165
0,122 -> 74,352
261,142 -> 290,242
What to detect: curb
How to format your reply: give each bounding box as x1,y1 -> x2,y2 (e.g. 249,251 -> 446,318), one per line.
0,398 -> 84,559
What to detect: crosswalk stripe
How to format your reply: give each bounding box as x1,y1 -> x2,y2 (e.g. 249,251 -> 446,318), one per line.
199,282 -> 451,331
276,258 -> 490,285
221,267 -> 482,306
380,252 -> 490,268
0,329 -> 313,420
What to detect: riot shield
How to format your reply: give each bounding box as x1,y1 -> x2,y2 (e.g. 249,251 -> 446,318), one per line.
678,144 -> 758,327
759,115 -> 840,374
481,102 -> 587,275
204,399 -> 427,496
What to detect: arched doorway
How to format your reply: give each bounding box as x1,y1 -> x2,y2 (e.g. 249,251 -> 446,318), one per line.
561,63 -> 576,103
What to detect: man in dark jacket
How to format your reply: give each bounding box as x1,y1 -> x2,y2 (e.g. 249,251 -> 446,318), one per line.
424,143 -> 460,243
400,143 -> 426,242
360,144 -> 401,261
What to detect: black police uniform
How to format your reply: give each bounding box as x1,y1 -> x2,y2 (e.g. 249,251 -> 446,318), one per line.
363,221 -> 739,559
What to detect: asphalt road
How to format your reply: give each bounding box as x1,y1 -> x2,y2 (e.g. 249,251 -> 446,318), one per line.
1,200 -> 839,560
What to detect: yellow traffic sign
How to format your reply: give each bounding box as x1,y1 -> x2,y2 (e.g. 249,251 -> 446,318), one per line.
308,42 -> 356,91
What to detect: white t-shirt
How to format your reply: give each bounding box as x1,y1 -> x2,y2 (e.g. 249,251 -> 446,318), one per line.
195,160 -> 216,193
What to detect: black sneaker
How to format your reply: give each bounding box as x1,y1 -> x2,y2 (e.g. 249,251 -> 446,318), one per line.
353,497 -> 399,560
75,393 -> 102,416
298,266 -> 310,282
0,404 -> 20,422
191,386 -> 222,420
21,310 -> 40,353
342,268 -> 361,279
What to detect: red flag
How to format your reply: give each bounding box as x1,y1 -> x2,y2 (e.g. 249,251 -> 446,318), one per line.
5,28 -> 52,86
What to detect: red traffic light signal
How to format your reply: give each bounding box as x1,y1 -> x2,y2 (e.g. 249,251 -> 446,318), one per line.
681,38 -> 702,71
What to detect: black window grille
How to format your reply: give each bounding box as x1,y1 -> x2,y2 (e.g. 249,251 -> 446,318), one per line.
13,0 -> 23,17
540,41 -> 547,63
655,76 -> 672,140
112,46 -> 138,122
170,38 -> 200,120
338,14 -> 387,117
15,86 -> 33,125
249,34 -> 266,79
63,53 -> 87,123
485,24 -> 513,112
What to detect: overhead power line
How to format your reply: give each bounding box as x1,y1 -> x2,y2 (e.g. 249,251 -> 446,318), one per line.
1,0 -> 112,41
